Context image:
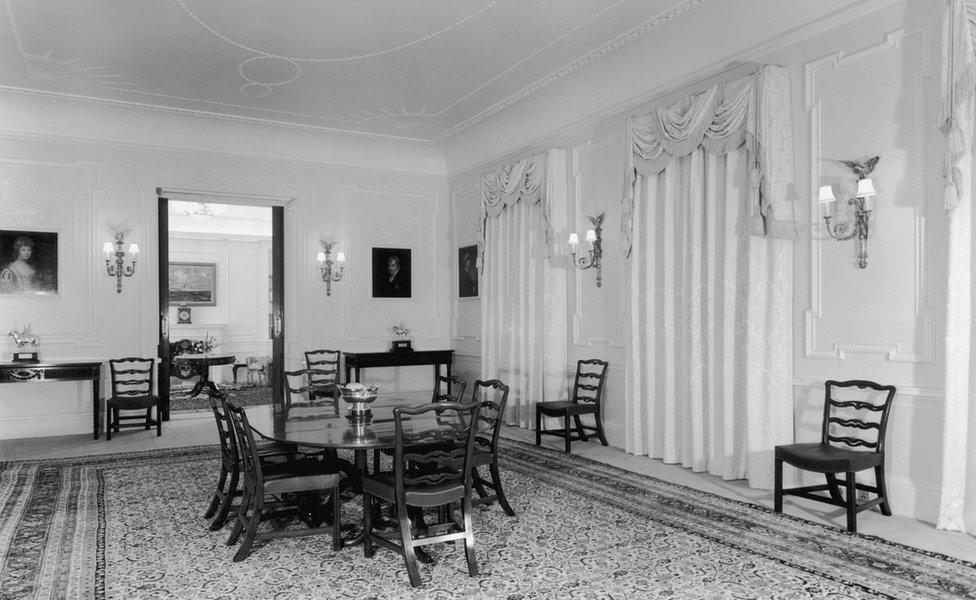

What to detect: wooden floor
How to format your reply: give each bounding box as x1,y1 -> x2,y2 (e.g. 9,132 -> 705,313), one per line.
2,406 -> 975,562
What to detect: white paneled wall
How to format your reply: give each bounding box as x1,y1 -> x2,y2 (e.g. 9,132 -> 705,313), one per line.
448,0 -> 947,521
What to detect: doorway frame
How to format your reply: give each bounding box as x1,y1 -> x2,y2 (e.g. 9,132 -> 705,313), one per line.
156,188 -> 288,419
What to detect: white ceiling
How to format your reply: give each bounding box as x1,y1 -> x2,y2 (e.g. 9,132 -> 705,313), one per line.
0,0 -> 704,143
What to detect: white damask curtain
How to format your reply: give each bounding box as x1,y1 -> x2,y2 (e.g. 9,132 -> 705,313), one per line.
481,149 -> 568,428
938,0 -> 976,534
624,65 -> 794,489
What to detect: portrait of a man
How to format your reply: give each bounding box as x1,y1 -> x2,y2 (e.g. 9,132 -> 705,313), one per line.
372,247 -> 411,298
458,245 -> 478,298
0,230 -> 58,295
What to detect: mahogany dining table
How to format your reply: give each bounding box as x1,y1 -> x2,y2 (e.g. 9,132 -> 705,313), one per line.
250,392 -> 461,548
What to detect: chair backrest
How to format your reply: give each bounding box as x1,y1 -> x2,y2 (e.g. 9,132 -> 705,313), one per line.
470,379 -> 510,454
247,356 -> 270,371
170,339 -> 196,357
284,369 -> 316,404
820,380 -> 896,454
392,401 -> 481,506
109,357 -> 155,398
225,400 -> 265,487
432,374 -> 467,404
210,396 -> 240,471
304,349 -> 340,390
572,359 -> 608,405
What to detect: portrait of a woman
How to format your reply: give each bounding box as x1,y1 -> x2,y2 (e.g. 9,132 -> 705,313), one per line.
0,231 -> 58,295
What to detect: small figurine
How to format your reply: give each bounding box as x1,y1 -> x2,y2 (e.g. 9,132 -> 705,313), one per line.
8,324 -> 39,362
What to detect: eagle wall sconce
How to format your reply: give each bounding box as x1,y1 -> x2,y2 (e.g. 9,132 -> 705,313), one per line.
817,156 -> 879,269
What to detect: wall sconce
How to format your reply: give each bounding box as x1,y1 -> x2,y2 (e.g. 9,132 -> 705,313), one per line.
102,231 -> 139,293
818,178 -> 876,269
315,242 -> 345,296
567,212 -> 604,287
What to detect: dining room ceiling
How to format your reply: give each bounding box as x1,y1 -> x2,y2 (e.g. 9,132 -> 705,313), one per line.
0,0 -> 705,143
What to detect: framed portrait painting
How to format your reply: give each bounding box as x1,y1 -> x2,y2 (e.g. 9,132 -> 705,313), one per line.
169,262 -> 217,305
0,229 -> 58,295
458,245 -> 478,298
371,247 -> 411,298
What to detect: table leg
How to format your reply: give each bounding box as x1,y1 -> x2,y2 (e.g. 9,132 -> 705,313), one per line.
355,367 -> 361,383
92,372 -> 101,440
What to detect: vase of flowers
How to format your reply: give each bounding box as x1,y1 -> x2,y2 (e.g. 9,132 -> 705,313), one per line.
191,333 -> 219,357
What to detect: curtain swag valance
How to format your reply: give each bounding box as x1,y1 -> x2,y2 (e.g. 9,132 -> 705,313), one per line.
622,65 -> 795,255
480,148 -> 565,256
940,0 -> 976,212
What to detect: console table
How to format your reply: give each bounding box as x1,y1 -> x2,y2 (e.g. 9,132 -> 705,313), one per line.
343,350 -> 454,391
0,361 -> 102,439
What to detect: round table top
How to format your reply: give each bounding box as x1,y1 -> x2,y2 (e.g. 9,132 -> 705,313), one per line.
172,354 -> 236,366
256,394 -> 460,452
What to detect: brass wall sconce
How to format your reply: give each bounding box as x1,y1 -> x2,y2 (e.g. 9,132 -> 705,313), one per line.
567,212 -> 604,287
316,242 -> 345,296
818,178 -> 876,269
102,231 -> 139,293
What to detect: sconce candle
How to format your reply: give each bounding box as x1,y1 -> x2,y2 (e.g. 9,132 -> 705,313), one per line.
567,212 -> 605,287
821,177 -> 875,269
317,242 -> 344,296
103,231 -> 138,293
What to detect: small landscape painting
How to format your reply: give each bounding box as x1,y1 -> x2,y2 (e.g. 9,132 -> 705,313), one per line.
169,262 -> 216,305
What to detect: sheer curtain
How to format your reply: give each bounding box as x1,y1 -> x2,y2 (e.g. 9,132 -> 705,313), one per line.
623,66 -> 794,489
481,149 -> 568,428
938,0 -> 976,534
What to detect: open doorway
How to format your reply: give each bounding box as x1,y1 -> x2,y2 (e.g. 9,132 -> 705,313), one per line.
156,193 -> 284,419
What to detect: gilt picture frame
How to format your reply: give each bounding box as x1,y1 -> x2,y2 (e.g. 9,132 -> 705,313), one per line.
169,262 -> 217,305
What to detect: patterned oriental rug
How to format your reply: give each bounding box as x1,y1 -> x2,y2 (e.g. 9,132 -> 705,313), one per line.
1,441 -> 974,600
169,383 -> 271,412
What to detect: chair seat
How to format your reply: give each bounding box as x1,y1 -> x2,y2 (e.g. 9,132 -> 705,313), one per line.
261,458 -> 345,495
106,394 -> 158,409
776,442 -> 884,473
537,400 -> 596,416
362,472 -> 466,507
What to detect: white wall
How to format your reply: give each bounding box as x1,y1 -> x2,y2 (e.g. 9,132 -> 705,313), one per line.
0,92 -> 449,439
447,0 -> 947,522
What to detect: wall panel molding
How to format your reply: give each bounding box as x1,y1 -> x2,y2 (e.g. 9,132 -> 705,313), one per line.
802,24 -> 935,363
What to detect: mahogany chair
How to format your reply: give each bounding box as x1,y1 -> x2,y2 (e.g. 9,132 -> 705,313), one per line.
224,401 -> 348,561
373,374 -> 467,473
774,380 -> 897,533
469,379 -> 514,515
361,401 -> 481,587
304,349 -> 341,400
432,374 -> 466,404
202,397 -> 300,531
535,359 -> 609,453
106,357 -> 161,440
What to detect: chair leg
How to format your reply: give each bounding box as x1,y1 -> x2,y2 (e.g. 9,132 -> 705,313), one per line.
398,503 -> 422,587
226,486 -> 251,545
144,407 -> 151,430
826,473 -> 845,504
845,471 -> 857,533
331,487 -> 342,552
106,406 -> 113,441
773,458 -> 783,513
563,413 -> 571,454
535,407 -> 542,446
204,466 -> 228,519
209,469 -> 239,531
362,493 -> 375,558
472,466 -> 490,500
233,494 -> 264,562
489,460 -> 515,516
594,411 -> 609,446
573,415 -> 588,442
156,406 -> 162,437
462,496 -> 479,577
875,465 -> 892,516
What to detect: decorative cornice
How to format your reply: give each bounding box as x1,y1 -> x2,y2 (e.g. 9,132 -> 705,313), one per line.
434,0 -> 710,142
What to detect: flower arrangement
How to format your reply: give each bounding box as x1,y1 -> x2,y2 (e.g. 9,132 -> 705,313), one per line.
191,333 -> 219,354
391,321 -> 409,339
